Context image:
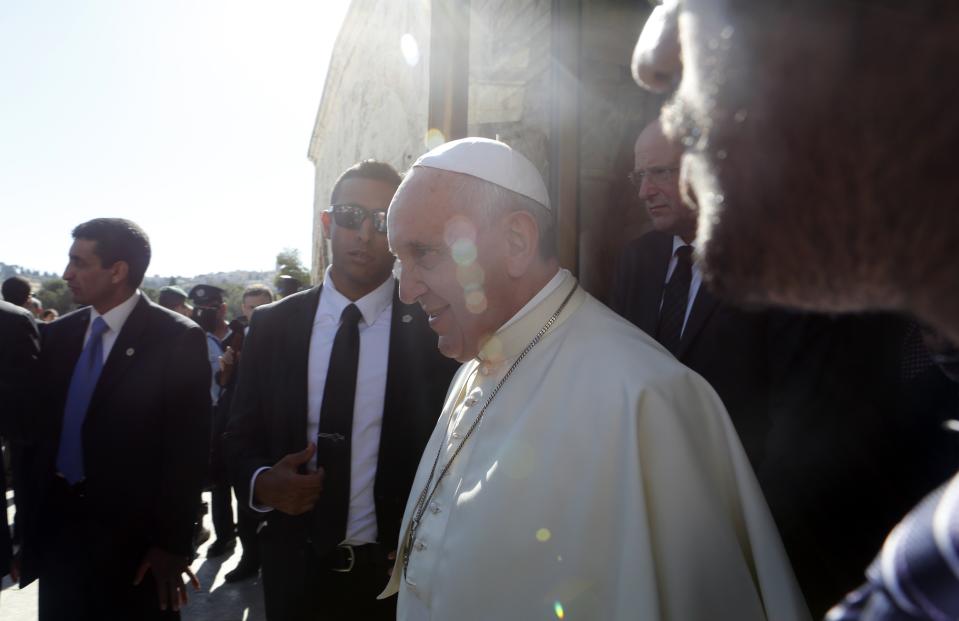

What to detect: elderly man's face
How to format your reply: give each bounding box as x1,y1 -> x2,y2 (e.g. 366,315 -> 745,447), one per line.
632,1 -> 959,319
633,121 -> 694,240
388,168 -> 515,362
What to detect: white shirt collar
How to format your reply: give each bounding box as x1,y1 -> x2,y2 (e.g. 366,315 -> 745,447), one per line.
90,290 -> 141,335
672,235 -> 692,254
319,266 -> 394,326
497,268 -> 566,333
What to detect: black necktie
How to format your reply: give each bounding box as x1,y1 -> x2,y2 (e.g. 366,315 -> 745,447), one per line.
656,245 -> 693,355
313,303 -> 363,555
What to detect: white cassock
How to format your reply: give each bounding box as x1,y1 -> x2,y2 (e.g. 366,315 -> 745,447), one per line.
381,269 -> 810,621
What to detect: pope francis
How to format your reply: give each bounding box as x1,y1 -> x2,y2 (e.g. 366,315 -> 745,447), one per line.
380,137 -> 810,621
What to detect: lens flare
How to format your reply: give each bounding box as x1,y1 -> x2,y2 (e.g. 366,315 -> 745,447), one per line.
451,238 -> 477,266
400,34 -> 420,66
536,528 -> 552,542
456,263 -> 485,288
425,128 -> 446,150
465,290 -> 487,314
444,215 -> 477,246
554,602 -> 565,619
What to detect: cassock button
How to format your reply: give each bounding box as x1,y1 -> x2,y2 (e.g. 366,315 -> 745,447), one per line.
451,431 -> 462,440
429,502 -> 441,514
464,397 -> 477,407
414,539 -> 427,551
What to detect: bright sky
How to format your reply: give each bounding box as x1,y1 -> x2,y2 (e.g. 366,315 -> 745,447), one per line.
0,0 -> 351,277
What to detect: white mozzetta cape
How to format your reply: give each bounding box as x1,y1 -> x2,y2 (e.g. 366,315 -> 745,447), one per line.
381,272 -> 810,621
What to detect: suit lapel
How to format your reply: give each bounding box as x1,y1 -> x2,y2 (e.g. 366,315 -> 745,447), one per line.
47,310 -> 91,440
675,281 -> 720,360
287,285 -> 323,446
62,310 -> 91,376
377,281 -> 424,470
384,281 -> 419,402
637,234 -> 674,336
89,296 -> 151,410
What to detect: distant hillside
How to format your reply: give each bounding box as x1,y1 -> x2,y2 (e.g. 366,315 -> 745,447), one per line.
141,270 -> 277,291
0,262 -> 58,285
2,262 -> 277,318
1,262 -> 275,290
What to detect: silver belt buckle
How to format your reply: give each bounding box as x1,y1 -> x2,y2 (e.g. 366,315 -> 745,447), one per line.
331,544 -> 355,573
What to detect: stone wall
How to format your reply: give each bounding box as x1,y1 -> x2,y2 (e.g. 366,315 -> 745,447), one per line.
466,0 -> 552,181
577,0 -> 662,301
309,0 -> 661,298
308,0 -> 432,282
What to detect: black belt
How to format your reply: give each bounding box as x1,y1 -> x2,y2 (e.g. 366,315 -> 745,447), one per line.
325,543 -> 382,573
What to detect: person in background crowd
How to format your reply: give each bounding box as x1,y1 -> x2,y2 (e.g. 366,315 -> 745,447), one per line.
2,276 -> 32,308
40,308 -> 59,323
17,217 -> 209,619
612,118 -> 789,467
157,285 -> 200,549
188,284 -> 237,559
213,283 -> 275,583
27,297 -> 43,320
632,3 -> 959,619
380,137 -> 808,621
224,160 -> 458,621
0,299 -> 40,587
157,286 -> 193,318
275,275 -> 302,299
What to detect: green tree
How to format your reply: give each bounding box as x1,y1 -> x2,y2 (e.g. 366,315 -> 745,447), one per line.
35,279 -> 76,315
274,249 -> 310,292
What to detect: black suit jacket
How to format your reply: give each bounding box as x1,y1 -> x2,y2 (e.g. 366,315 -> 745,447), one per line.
613,234 -> 959,615
18,295 -> 211,585
0,300 -> 40,577
610,231 -> 785,465
223,282 -> 458,553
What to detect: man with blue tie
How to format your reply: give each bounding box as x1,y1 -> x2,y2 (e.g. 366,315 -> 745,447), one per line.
17,218 -> 211,620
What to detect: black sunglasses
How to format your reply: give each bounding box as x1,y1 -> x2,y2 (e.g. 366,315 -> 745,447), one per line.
329,204 -> 388,234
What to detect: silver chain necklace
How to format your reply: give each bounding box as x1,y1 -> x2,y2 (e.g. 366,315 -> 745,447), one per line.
402,283 -> 578,580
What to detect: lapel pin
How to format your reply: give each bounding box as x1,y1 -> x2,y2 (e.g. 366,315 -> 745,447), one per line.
402,314 -> 413,324
126,347 -> 135,357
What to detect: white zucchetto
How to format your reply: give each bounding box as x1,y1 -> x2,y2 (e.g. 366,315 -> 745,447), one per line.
412,137 -> 550,210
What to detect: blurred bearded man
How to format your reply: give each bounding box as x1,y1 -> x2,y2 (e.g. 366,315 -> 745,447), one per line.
379,137 -> 811,621
632,2 -> 959,620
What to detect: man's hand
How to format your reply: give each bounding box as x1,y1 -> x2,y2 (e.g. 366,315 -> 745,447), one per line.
387,549 -> 397,577
218,346 -> 238,386
133,546 -> 200,612
253,443 -> 325,515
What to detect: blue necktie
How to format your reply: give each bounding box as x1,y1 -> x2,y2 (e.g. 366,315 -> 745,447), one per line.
57,316 -> 109,484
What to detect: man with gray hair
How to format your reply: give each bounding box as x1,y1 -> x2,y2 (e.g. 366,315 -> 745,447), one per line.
380,137 -> 810,620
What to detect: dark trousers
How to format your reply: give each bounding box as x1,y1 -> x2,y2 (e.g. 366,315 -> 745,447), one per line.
211,483 -> 235,541
237,498 -> 260,563
259,530 -> 395,621
37,479 -> 178,621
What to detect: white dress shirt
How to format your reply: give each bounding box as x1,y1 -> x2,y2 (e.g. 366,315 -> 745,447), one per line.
251,267 -> 394,546
661,235 -> 703,336
83,290 -> 141,363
